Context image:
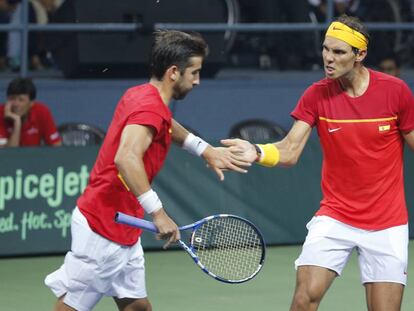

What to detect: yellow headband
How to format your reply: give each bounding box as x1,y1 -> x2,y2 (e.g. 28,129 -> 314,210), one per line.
325,21 -> 368,50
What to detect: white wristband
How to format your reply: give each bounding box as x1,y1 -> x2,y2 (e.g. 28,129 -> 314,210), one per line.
137,189 -> 163,214
182,133 -> 209,156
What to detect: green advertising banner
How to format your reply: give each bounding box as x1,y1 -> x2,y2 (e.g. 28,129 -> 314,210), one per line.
0,146 -> 98,256
0,141 -> 413,256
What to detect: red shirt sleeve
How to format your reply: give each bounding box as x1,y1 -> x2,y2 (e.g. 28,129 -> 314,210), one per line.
398,82 -> 414,133
0,105 -> 9,145
36,103 -> 61,145
126,111 -> 164,135
290,85 -> 319,127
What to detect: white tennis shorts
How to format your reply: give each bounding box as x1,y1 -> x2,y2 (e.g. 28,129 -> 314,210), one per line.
295,216 -> 408,285
45,207 -> 147,311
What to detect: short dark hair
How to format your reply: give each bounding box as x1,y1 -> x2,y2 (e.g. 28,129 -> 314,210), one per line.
7,77 -> 37,100
379,53 -> 401,68
149,30 -> 208,80
337,14 -> 370,53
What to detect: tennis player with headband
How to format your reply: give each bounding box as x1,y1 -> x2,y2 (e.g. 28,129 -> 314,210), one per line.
223,15 -> 414,311
45,30 -> 249,311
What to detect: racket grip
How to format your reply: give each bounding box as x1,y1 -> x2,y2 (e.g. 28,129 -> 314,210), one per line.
115,212 -> 159,233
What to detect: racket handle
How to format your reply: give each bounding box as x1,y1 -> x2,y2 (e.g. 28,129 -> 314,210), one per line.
115,212 -> 158,233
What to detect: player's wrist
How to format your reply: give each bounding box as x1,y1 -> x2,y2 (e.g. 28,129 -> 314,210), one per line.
150,207 -> 166,218
254,143 -> 280,167
253,144 -> 262,162
11,116 -> 22,126
137,189 -> 163,215
182,133 -> 209,156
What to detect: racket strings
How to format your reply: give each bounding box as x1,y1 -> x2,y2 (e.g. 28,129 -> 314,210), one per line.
192,217 -> 264,281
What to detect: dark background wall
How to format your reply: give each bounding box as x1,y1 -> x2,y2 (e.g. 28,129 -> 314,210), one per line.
1,70 -> 413,140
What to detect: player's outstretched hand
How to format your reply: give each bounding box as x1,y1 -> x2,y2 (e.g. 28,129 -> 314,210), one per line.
221,138 -> 257,164
202,145 -> 251,181
151,208 -> 180,249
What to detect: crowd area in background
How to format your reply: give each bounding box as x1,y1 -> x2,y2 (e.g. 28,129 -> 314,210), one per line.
0,0 -> 414,74
232,0 -> 414,71
0,0 -> 64,72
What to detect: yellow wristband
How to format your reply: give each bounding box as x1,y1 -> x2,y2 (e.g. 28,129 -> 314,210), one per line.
256,144 -> 280,167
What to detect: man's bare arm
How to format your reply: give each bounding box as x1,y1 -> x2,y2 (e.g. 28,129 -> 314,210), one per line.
114,124 -> 180,247
275,120 -> 312,167
403,130 -> 414,151
221,120 -> 312,167
2,102 -> 21,147
171,119 -> 249,180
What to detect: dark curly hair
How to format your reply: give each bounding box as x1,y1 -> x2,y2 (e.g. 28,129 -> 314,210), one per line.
7,77 -> 36,100
149,30 -> 208,80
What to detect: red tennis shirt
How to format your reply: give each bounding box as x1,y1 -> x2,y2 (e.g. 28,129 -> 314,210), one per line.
0,102 -> 61,146
291,69 -> 414,230
78,83 -> 172,245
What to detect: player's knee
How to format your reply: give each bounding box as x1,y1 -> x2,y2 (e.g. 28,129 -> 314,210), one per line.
129,300 -> 152,311
116,298 -> 152,311
292,288 -> 323,310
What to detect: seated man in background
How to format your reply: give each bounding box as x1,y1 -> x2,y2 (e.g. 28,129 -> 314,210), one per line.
0,77 -> 61,147
377,53 -> 401,77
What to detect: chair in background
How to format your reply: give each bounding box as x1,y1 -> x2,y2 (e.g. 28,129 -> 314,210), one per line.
58,122 -> 106,146
228,119 -> 287,142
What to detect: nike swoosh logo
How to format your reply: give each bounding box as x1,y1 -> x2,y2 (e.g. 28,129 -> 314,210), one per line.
328,128 -> 341,133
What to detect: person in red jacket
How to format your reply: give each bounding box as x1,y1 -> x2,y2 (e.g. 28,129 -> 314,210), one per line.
45,30 -> 248,311
0,77 -> 61,147
223,15 -> 414,311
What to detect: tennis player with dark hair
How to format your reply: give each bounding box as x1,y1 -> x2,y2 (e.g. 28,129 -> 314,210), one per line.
223,15 -> 414,311
45,30 -> 248,311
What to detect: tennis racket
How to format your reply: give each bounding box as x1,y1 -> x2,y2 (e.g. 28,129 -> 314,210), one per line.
115,212 -> 266,284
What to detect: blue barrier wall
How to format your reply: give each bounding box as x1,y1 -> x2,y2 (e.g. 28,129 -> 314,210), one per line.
1,143 -> 413,256
1,70 -> 413,140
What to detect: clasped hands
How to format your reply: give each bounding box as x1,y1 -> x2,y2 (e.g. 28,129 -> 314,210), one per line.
202,138 -> 258,181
